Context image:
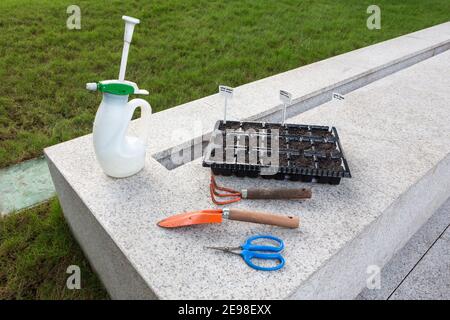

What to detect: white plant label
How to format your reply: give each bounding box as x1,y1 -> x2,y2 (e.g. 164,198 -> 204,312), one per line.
279,90 -> 292,104
219,85 -> 233,124
332,92 -> 345,101
219,85 -> 234,98
279,90 -> 292,125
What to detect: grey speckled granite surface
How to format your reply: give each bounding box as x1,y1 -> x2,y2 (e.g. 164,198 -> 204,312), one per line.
45,36 -> 450,299
389,228 -> 450,300
358,197 -> 450,300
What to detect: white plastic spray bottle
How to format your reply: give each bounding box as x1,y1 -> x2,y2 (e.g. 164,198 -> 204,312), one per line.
86,16 -> 152,178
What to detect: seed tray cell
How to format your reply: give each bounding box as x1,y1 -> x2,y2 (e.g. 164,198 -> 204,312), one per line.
203,120 -> 352,185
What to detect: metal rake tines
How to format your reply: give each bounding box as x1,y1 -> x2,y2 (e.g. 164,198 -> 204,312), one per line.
209,174 -> 242,205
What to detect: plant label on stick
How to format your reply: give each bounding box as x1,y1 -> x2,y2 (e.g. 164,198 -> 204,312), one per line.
332,92 -> 344,127
219,85 -> 234,124
332,92 -> 345,101
280,90 -> 292,104
279,90 -> 292,126
219,85 -> 233,97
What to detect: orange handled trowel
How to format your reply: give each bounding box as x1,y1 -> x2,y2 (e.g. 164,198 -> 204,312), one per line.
157,208 -> 299,229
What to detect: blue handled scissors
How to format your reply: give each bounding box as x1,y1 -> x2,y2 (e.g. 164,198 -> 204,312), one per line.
206,235 -> 285,271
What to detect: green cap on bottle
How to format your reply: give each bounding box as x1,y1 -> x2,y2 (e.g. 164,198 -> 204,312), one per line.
97,82 -> 135,95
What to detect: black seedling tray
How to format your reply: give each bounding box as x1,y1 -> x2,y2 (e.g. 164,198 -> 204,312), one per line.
203,120 -> 351,185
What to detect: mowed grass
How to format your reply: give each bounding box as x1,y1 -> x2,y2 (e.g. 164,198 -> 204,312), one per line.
0,0 -> 449,167
0,199 -> 109,299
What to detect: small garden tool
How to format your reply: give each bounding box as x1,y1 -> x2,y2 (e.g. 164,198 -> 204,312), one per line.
86,16 -> 152,178
157,208 -> 299,229
206,235 -> 285,271
210,174 -> 312,205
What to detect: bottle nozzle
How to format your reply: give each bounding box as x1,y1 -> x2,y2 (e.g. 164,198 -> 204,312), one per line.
86,82 -> 98,91
119,16 -> 140,81
122,16 -> 140,43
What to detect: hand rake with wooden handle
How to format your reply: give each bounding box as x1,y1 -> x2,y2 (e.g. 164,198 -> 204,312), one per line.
210,174 -> 312,205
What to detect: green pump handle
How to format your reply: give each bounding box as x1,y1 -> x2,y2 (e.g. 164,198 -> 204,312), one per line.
86,81 -> 148,95
97,82 -> 134,95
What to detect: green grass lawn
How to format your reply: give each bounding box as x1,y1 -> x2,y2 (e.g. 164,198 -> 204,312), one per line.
0,0 -> 449,300
0,199 -> 108,299
1,0 -> 449,167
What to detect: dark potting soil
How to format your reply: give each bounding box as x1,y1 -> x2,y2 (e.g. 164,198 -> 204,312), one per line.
318,158 -> 343,171
263,123 -> 282,129
288,140 -> 312,150
241,122 -> 264,131
263,123 -> 287,135
218,122 -> 241,130
314,142 -> 337,151
289,155 -> 315,168
258,136 -> 288,150
278,153 -> 289,166
310,129 -> 333,138
204,120 -> 351,184
287,127 -> 309,136
313,142 -> 339,157
260,152 -> 288,166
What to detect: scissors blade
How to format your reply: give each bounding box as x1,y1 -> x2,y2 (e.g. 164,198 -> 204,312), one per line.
205,246 -> 241,254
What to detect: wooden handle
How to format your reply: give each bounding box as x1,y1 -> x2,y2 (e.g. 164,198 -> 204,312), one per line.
244,188 -> 312,200
228,208 -> 299,229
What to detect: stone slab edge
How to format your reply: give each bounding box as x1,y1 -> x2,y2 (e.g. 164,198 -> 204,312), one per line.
46,155 -> 156,299
289,153 -> 450,299
259,40 -> 450,123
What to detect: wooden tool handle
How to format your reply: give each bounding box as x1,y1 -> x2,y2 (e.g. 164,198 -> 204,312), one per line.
244,188 -> 312,200
228,209 -> 299,229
